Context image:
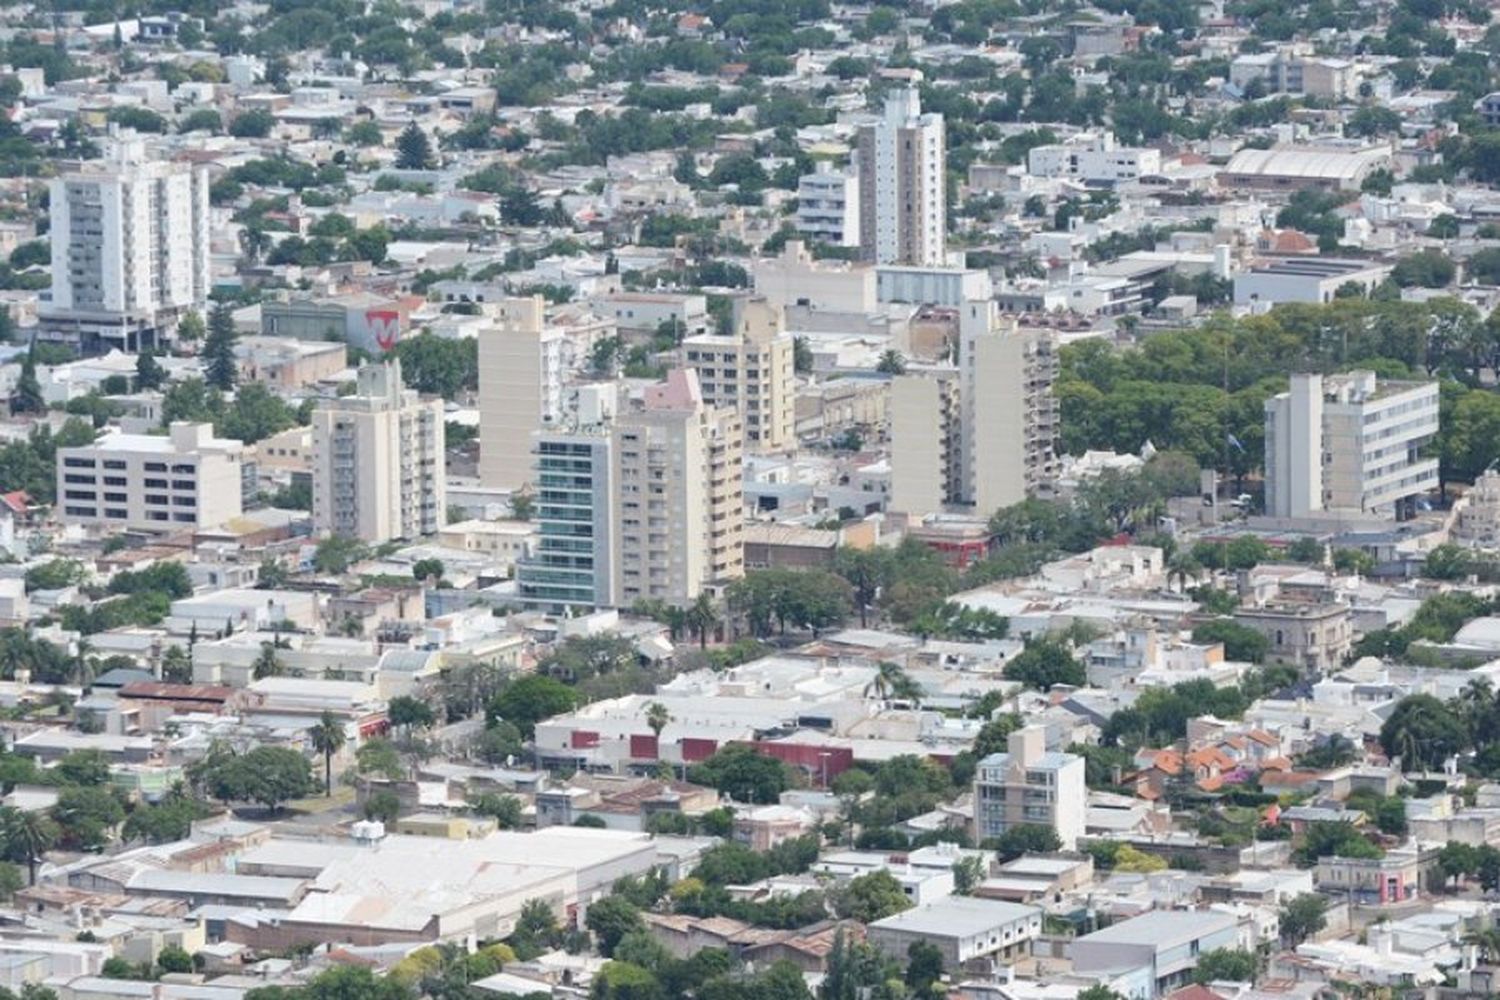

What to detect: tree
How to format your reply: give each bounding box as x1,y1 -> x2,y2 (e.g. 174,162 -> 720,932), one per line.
199,747 -> 313,812
1379,694 -> 1467,771
251,642 -> 283,680
155,945 -> 193,975
411,558 -> 445,582
489,675 -> 578,738
904,941 -> 944,993
1192,948 -> 1257,985
688,744 -> 794,804
834,547 -> 889,628
9,347 -> 43,416
134,350 -> 165,391
1003,638 -> 1085,690
395,122 -> 436,169
229,109 -> 275,138
645,702 -> 671,741
388,695 -> 436,737
355,739 -> 405,780
313,536 -> 369,574
177,311 -> 205,342
308,712 -> 346,797
0,806 -> 56,884
1279,893 -> 1327,946
586,895 -> 644,957
984,823 -> 1062,861
52,786 -> 125,850
875,350 -> 906,375
686,593 -> 720,650
202,301 -> 238,391
510,494 -> 535,520
1191,620 -> 1269,663
834,870 -> 912,922
952,855 -> 986,895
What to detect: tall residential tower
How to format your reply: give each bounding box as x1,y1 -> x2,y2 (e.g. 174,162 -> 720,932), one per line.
857,79 -> 947,266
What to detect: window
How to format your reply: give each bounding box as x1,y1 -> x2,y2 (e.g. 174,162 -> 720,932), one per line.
63,490 -> 96,501
144,462 -> 167,472
103,492 -> 127,503
146,494 -> 169,506
64,506 -> 96,517
144,478 -> 167,489
103,476 -> 126,487
104,508 -> 126,519
63,458 -> 95,469
172,480 -> 195,491
102,459 -> 126,470
147,511 -> 168,521
63,474 -> 95,485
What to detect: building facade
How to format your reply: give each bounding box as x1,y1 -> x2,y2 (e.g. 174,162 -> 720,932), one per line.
973,727 -> 1086,850
311,360 -> 445,544
679,297 -> 795,453
1264,371 -> 1439,520
516,423 -> 616,613
857,82 -> 947,266
796,164 -> 860,248
57,422 -> 243,533
614,370 -> 744,608
889,301 -> 1058,517
44,139 -> 211,351
479,295 -> 566,491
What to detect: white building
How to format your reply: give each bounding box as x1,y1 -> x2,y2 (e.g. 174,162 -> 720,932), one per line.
311,360 -> 445,544
1234,257 -> 1392,306
57,422 -> 243,533
44,138 -> 211,351
973,727 -> 1086,850
1026,132 -> 1162,185
796,163 -> 860,248
479,295 -> 566,491
858,81 -> 947,266
889,301 -> 1058,517
1264,371 -> 1439,520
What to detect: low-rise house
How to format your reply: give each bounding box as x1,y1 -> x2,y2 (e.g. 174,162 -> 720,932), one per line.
867,897 -> 1042,974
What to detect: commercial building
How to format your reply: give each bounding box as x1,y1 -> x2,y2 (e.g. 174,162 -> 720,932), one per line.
1234,258 -> 1392,306
479,295 -> 566,491
796,163 -> 860,248
516,389 -> 618,613
614,369 -> 744,607
1263,371 -> 1439,519
858,79 -> 947,266
1070,909 -> 1242,998
1219,145 -> 1392,193
310,359 -> 445,544
43,138 -> 210,351
57,422 -> 244,533
866,897 -> 1042,972
973,727 -> 1086,850
679,297 -> 796,453
889,301 -> 1058,517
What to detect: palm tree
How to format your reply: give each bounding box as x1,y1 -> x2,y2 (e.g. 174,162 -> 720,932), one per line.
1167,553 -> 1202,594
251,642 -> 283,680
72,638 -> 93,689
645,701 -> 671,741
1,806 -> 56,885
308,712 -> 346,797
1464,928 -> 1500,964
686,593 -> 720,650
864,661 -> 909,704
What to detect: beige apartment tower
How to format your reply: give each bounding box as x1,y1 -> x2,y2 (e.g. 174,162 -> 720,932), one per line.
614,369 -> 744,607
311,359 -> 445,544
679,297 -> 795,453
479,295 -> 564,491
57,422 -> 243,532
888,301 -> 1058,517
857,81 -> 947,266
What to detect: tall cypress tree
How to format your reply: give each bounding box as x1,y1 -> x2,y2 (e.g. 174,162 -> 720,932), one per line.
9,343 -> 44,415
395,121 -> 435,170
202,302 -> 238,391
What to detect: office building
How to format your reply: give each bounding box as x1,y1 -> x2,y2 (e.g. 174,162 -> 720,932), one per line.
1070,909 -> 1241,998
516,397 -> 618,614
973,727 -> 1086,850
44,138 -> 211,351
311,359 -> 445,544
614,369 -> 744,608
796,163 -> 860,248
479,295 -> 566,491
889,301 -> 1058,517
679,297 -> 795,453
857,79 -> 947,266
57,422 -> 243,533
1263,371 -> 1439,520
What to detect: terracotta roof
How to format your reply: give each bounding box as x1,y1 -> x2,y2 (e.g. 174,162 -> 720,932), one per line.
1167,986 -> 1227,1000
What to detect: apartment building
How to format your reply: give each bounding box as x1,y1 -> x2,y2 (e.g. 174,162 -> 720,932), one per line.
479,295 -> 566,491
973,727 -> 1086,850
43,138 -> 211,351
310,360 -> 445,544
858,79 -> 947,266
1264,371 -> 1439,520
516,421 -> 617,614
57,422 -> 243,533
796,163 -> 860,248
614,370 -> 744,608
679,297 -> 795,453
889,301 -> 1058,517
